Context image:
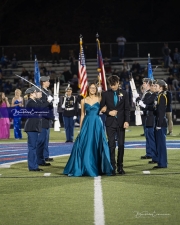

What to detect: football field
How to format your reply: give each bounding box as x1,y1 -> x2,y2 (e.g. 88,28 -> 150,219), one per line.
0,126 -> 180,225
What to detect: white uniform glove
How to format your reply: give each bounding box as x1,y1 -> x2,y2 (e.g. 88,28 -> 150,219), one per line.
133,97 -> 136,103
138,100 -> 146,108
135,110 -> 140,115
73,116 -> 77,120
140,111 -> 143,115
47,95 -> 53,102
133,93 -> 139,99
98,86 -> 102,92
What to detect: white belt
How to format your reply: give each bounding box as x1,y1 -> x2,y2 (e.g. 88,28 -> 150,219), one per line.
78,104 -> 81,109
65,107 -> 74,111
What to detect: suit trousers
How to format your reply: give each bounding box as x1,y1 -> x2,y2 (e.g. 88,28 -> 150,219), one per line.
106,119 -> 125,171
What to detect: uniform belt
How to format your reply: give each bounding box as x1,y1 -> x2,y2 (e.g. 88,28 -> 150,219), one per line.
65,107 -> 74,111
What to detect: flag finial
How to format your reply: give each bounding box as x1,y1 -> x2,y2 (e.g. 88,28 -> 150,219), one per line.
79,34 -> 83,39
96,33 -> 99,38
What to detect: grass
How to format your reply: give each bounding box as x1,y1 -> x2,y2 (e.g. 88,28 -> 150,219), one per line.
0,125 -> 180,225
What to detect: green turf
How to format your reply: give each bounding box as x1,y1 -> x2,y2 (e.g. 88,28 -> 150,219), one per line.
0,126 -> 180,225
0,125 -> 180,143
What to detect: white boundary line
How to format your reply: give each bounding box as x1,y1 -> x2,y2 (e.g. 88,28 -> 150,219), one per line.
94,176 -> 105,225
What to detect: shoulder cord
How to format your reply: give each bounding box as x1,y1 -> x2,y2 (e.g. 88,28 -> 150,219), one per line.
157,93 -> 167,105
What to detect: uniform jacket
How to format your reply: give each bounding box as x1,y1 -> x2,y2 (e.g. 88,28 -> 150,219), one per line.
24,98 -> 42,132
154,91 -> 167,127
100,89 -> 130,127
62,95 -> 76,117
40,88 -> 53,128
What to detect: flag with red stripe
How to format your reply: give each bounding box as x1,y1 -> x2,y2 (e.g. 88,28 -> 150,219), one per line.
96,38 -> 107,91
78,37 -> 88,97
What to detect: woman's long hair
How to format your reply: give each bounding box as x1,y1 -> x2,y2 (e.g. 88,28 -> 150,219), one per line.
86,82 -> 98,97
0,92 -> 5,106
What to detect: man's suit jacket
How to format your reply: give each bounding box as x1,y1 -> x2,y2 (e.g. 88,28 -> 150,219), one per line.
100,89 -> 130,127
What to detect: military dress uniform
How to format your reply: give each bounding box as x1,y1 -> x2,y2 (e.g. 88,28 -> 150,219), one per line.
62,94 -> 76,142
154,90 -> 167,168
24,87 -> 43,171
36,76 -> 54,163
137,89 -> 156,159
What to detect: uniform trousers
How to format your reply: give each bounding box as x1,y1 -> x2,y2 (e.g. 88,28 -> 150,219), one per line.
44,128 -> 50,159
155,127 -> 167,167
145,126 -> 157,160
27,132 -> 39,170
36,128 -> 48,164
63,116 -> 74,141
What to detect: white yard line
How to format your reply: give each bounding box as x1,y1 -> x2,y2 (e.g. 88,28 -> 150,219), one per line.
94,176 -> 105,225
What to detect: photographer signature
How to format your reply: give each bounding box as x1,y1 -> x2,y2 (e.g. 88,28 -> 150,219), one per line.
134,211 -> 170,218
11,109 -> 49,116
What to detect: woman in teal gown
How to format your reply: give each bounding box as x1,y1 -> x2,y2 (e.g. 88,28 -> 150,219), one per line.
63,83 -> 113,177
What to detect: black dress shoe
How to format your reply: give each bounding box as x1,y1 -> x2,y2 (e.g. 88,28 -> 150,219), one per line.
141,155 -> 152,159
118,168 -> 125,175
29,168 -> 43,171
148,161 -> 158,164
45,158 -> 54,162
140,133 -> 145,136
153,166 -> 167,169
65,140 -> 70,143
39,163 -> 51,166
111,171 -> 116,176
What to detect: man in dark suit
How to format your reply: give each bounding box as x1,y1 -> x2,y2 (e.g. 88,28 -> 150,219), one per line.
100,75 -> 130,175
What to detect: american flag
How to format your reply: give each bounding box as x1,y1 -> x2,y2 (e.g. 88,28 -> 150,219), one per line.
96,38 -> 107,91
34,55 -> 40,87
78,38 -> 88,97
148,53 -> 154,80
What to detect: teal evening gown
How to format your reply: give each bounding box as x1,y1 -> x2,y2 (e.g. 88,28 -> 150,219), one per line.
63,102 -> 113,177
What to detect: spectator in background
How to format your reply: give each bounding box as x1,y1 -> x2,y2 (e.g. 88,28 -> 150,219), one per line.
62,67 -> 72,83
40,63 -> 47,75
173,48 -> 180,64
112,68 -> 120,77
166,89 -> 173,135
21,67 -> 30,80
3,81 -> 12,94
70,74 -> 79,93
172,75 -> 179,90
169,64 -> 179,76
104,57 -> 112,74
166,74 -> 174,91
1,55 -> 9,69
0,72 -> 3,92
121,61 -> 130,72
11,53 -> 18,68
59,73 -> 65,85
70,58 -> 78,76
51,41 -> 60,64
130,61 -> 141,73
120,68 -> 129,83
116,34 -> 126,60
162,43 -> 171,68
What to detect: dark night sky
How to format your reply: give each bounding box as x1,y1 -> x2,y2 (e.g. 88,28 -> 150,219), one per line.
0,0 -> 179,45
